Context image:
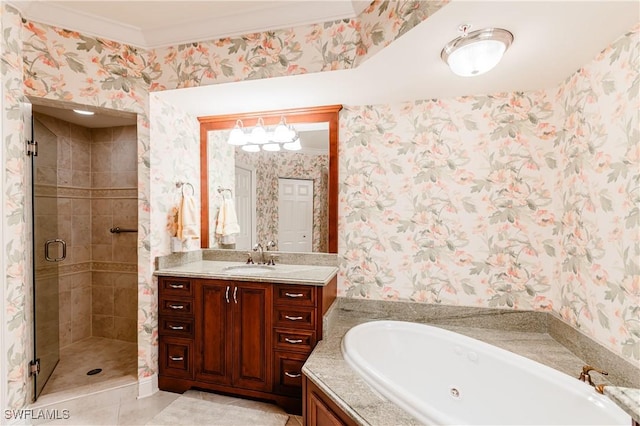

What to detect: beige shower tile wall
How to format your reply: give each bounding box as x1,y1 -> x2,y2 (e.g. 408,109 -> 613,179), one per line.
58,272 -> 92,347
34,114 -> 94,347
90,125 -> 138,343
34,114 -> 138,347
91,126 -> 137,188
91,271 -> 137,342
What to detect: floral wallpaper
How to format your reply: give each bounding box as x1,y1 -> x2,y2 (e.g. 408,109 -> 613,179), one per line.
235,149 -> 329,252
353,0 -> 448,67
553,25 -> 639,360
149,94 -> 200,255
151,0 -> 447,90
1,0 -> 638,412
1,3 -> 30,410
339,92 -> 558,309
338,26 -> 639,360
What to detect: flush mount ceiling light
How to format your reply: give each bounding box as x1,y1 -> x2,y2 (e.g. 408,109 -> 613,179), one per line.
441,25 -> 513,77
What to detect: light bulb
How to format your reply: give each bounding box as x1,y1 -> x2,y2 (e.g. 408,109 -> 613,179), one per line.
262,143 -> 281,152
249,118 -> 267,144
241,144 -> 260,152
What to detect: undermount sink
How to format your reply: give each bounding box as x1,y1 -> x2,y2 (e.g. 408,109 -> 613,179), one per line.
222,264 -> 276,274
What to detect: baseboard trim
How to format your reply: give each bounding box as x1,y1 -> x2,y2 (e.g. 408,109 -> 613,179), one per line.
138,373 -> 158,399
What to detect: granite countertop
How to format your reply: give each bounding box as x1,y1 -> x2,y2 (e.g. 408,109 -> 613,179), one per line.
155,260 -> 338,286
605,387 -> 640,422
303,299 -> 639,425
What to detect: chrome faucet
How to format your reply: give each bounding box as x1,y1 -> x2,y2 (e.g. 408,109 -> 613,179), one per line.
579,365 -> 608,394
266,240 -> 277,251
252,243 -> 265,264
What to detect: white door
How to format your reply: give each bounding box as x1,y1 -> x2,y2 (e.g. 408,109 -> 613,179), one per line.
278,178 -> 313,252
235,165 -> 255,251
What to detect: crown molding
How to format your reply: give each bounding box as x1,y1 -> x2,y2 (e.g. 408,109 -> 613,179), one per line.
8,0 -> 370,49
8,1 -> 147,47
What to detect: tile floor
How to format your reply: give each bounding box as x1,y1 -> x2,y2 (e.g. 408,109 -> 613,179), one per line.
31,338 -> 303,425
40,337 -> 137,396
36,389 -> 303,426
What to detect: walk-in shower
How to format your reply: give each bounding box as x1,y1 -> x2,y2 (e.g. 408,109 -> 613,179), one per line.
29,100 -> 139,401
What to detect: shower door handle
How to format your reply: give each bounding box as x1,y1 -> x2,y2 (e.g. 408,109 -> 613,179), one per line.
44,239 -> 66,262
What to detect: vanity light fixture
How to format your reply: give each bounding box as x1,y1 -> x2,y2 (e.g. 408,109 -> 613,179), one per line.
283,134 -> 302,151
262,143 -> 281,152
241,143 -> 260,153
228,116 -> 301,152
228,119 -> 247,146
272,116 -> 296,143
441,25 -> 513,77
73,109 -> 95,115
249,117 -> 268,144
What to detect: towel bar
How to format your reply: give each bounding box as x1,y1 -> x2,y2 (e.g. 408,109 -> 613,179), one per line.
176,181 -> 195,196
217,187 -> 232,196
110,227 -> 137,233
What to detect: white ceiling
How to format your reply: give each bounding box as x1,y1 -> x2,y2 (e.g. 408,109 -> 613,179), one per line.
13,0 -> 640,125
9,0 -> 370,48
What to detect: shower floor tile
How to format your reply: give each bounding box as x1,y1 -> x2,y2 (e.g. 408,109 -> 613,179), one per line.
40,337 -> 137,397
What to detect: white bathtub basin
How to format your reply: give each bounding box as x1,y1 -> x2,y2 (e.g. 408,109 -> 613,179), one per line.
341,320 -> 629,425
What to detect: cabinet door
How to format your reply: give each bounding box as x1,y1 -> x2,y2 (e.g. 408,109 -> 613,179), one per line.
195,280 -> 232,385
232,282 -> 272,392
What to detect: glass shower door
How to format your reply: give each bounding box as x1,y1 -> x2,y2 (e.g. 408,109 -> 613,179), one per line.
30,112 -> 63,400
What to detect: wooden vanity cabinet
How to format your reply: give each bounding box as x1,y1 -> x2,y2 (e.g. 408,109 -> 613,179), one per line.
303,375 -> 357,426
157,277 -> 195,380
195,279 -> 272,392
158,275 -> 337,414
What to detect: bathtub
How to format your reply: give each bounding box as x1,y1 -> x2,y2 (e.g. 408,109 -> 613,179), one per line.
341,321 -> 629,425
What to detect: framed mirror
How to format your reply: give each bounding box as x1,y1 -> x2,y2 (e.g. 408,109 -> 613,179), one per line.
199,105 -> 341,253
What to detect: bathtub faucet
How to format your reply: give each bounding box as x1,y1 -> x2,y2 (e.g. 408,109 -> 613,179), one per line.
578,365 -> 608,394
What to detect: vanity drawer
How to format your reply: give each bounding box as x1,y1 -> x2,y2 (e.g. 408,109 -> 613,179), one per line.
159,317 -> 194,338
159,338 -> 193,379
159,298 -> 193,316
274,328 -> 315,353
274,351 -> 306,396
274,285 -> 316,307
159,277 -> 193,297
274,306 -> 316,330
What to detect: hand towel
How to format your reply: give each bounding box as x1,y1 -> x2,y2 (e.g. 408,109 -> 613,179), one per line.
176,194 -> 199,240
215,197 -> 240,244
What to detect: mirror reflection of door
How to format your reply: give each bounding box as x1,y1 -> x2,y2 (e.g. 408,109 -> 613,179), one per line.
235,164 -> 256,251
278,178 -> 313,252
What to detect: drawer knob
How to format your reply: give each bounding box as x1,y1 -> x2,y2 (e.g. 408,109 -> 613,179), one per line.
285,338 -> 303,344
169,325 -> 184,330
169,356 -> 184,361
169,304 -> 184,310
284,371 -> 301,378
284,315 -> 303,321
169,283 -> 184,289
285,292 -> 304,298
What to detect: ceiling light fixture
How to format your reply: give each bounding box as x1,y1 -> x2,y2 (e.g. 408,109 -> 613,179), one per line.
441,25 -> 513,77
73,109 -> 95,115
229,116 -> 301,152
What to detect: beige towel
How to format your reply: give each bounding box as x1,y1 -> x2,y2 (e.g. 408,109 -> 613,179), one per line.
177,194 -> 199,240
215,197 -> 240,244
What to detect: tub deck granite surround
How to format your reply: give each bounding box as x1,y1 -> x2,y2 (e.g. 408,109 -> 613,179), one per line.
302,298 -> 640,425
